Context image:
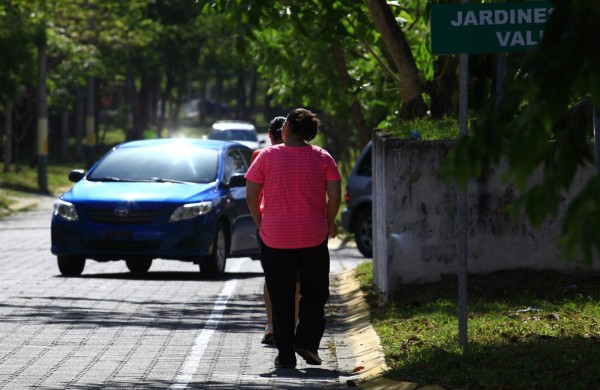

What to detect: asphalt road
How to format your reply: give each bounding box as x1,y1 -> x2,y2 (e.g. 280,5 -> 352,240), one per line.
0,194 -> 368,389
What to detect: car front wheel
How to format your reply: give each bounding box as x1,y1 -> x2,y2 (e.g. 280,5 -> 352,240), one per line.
355,208 -> 373,258
57,256 -> 86,276
125,258 -> 152,275
200,222 -> 227,278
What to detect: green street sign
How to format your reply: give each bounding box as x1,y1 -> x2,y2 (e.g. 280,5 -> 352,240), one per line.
430,1 -> 553,55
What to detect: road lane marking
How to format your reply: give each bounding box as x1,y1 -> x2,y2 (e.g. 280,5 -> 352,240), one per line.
169,260 -> 244,389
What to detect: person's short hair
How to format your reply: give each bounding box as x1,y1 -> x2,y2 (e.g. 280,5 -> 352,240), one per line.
268,116 -> 286,141
285,108 -> 318,141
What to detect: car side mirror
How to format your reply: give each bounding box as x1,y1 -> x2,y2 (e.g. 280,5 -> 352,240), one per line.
228,173 -> 246,187
68,169 -> 85,183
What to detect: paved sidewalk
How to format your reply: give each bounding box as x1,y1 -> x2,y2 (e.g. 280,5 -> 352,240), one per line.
0,193 -> 435,389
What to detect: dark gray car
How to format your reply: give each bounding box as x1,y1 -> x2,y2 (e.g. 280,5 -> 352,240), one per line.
341,142 -> 372,258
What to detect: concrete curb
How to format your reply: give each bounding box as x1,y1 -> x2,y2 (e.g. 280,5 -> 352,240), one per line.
332,268 -> 444,390
332,270 -> 387,383
0,189 -> 61,218
0,196 -> 40,217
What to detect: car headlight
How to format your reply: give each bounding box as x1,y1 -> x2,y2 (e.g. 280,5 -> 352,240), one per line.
169,201 -> 213,222
53,199 -> 79,221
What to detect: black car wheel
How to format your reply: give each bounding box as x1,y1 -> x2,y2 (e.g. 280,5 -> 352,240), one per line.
200,222 -> 227,278
125,258 -> 153,274
355,208 -> 373,258
57,256 -> 86,276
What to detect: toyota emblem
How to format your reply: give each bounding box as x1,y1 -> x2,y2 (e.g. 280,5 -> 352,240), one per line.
114,207 -> 129,217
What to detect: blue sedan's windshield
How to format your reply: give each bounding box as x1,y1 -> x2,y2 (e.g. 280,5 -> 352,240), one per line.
87,146 -> 219,183
209,129 -> 257,142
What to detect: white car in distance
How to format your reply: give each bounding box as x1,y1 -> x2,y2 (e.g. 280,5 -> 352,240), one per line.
207,120 -> 264,150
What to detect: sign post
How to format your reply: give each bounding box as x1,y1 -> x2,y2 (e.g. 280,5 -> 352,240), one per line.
430,1 -> 553,349
457,50 -> 468,348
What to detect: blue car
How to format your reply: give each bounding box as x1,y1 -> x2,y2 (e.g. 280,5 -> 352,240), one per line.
51,138 -> 260,277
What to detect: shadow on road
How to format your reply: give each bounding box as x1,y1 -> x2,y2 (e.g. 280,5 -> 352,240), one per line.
56,270 -> 264,281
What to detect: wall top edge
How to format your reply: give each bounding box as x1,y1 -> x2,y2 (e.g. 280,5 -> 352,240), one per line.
373,132 -> 455,147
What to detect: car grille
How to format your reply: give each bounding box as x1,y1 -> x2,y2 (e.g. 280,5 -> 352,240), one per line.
87,209 -> 160,224
81,240 -> 160,252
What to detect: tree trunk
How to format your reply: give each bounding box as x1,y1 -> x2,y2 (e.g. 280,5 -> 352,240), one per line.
13,88 -> 35,173
84,77 -> 95,169
169,84 -> 183,137
158,73 -> 174,138
199,80 -> 209,125
125,66 -> 138,140
430,56 -> 459,118
3,101 -> 13,173
214,72 -> 224,118
148,70 -> 160,134
331,43 -> 371,149
37,43 -> 48,192
247,68 -> 258,120
365,0 -> 427,119
60,110 -> 69,163
75,86 -> 84,160
235,66 -> 247,120
137,66 -> 150,137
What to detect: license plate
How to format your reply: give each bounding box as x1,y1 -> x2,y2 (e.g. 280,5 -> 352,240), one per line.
105,230 -> 133,240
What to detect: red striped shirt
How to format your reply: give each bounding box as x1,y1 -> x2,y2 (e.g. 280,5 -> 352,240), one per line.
246,144 -> 341,249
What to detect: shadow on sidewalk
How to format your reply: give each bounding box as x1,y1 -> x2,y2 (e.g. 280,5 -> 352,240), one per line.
260,366 -> 357,380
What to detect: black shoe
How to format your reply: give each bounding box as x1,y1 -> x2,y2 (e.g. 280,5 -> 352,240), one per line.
295,348 -> 322,365
274,356 -> 296,369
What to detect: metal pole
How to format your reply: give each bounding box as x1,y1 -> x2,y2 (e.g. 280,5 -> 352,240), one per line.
37,42 -> 48,193
458,51 -> 469,348
594,107 -> 600,175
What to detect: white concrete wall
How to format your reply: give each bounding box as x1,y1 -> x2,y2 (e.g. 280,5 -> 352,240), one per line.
372,133 -> 600,294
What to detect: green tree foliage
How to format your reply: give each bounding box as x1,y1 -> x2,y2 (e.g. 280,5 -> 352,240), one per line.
0,1 -> 37,102
0,0 -> 47,172
1,0 -> 220,148
201,0 -> 429,165
444,2 -> 600,264
3,0 -> 448,165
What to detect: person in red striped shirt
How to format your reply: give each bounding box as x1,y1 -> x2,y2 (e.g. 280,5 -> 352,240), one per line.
246,108 -> 342,369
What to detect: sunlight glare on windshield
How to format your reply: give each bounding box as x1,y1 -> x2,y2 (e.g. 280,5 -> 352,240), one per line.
168,141 -> 198,177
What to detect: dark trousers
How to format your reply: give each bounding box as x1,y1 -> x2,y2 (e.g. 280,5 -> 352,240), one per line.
260,238 -> 330,360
